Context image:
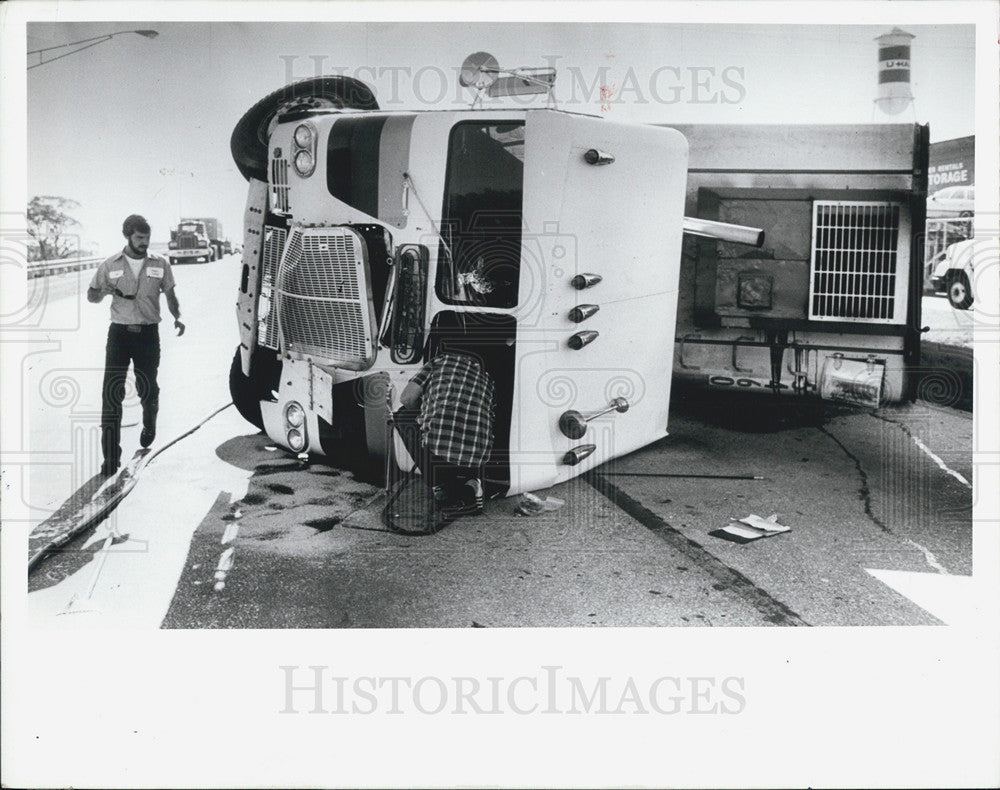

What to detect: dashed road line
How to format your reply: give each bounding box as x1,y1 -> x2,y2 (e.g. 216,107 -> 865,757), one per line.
214,546 -> 235,592
903,537 -> 949,574
819,419 -> 960,575
872,412 -> 972,490
908,434 -> 972,490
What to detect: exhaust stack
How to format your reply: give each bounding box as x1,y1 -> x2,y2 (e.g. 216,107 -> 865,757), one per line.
683,217 -> 765,247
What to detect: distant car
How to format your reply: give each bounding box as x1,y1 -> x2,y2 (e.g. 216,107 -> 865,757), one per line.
930,236 -> 999,310
927,185 -> 975,218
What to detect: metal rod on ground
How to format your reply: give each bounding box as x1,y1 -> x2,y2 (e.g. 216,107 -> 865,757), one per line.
85,532 -> 117,599
60,527 -> 119,614
599,472 -> 764,480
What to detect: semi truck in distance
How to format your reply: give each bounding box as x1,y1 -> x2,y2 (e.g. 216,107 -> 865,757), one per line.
226,68 -> 928,493
168,217 -> 226,263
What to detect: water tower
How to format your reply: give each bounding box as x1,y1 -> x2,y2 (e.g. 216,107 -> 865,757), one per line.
874,27 -> 915,116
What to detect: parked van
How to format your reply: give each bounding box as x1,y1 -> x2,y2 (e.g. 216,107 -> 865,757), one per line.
931,236 -> 999,309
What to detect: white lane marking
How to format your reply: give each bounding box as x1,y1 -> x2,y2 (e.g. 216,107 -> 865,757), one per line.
902,537 -> 949,574
221,522 -> 240,545
909,434 -> 972,489
214,546 -> 235,592
866,568 -> 974,626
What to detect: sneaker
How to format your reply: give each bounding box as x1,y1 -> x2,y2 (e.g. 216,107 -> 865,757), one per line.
437,479 -> 484,519
139,426 -> 156,448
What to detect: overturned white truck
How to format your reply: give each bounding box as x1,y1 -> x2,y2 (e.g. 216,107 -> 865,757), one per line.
228,76 -> 928,493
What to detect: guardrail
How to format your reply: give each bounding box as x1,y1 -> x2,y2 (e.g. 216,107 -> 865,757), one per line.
27,255 -> 104,279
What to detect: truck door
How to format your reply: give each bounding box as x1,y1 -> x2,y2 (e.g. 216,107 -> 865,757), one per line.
509,110 -> 689,493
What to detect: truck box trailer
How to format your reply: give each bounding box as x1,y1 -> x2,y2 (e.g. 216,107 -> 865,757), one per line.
665,123 -> 928,406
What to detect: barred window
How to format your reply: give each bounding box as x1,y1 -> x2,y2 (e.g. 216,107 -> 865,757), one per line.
809,201 -> 906,323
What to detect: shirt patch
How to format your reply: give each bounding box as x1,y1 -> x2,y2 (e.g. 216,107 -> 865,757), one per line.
146,267 -> 164,278
109,270 -> 124,279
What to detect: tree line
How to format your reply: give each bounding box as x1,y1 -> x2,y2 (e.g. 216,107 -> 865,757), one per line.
26,195 -> 90,261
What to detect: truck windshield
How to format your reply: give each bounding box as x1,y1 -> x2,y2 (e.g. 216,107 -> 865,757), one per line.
179,224 -> 203,233
438,121 -> 524,309
326,116 -> 388,216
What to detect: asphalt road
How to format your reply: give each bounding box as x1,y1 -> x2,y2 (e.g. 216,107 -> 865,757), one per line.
138,385 -> 969,629
24,262 -> 975,628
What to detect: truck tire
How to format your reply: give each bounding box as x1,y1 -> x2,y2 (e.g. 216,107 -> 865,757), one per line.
947,271 -> 973,310
229,346 -> 281,430
230,76 -> 379,182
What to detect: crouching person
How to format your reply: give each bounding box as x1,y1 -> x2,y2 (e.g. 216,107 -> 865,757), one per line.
392,348 -> 496,528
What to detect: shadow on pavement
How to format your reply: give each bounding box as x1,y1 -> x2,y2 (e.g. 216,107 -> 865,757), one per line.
918,342 -> 973,412
669,382 -> 855,433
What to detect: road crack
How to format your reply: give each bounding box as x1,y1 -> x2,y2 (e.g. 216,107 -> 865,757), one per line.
816,423 -> 952,575
815,424 -> 891,534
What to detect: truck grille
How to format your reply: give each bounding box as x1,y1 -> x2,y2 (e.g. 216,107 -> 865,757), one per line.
275,227 -> 377,370
257,225 -> 286,349
270,153 -> 290,214
809,202 -> 903,322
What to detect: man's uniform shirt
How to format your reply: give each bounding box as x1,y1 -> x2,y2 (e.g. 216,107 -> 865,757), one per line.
89,250 -> 176,324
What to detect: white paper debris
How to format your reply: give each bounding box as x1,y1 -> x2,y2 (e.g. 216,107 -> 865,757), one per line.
737,514 -> 791,534
715,513 -> 791,543
516,492 -> 566,516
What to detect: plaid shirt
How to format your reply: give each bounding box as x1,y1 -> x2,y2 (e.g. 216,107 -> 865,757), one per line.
410,353 -> 496,468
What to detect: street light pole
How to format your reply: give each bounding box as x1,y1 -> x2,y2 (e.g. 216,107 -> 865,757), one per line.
28,29 -> 159,70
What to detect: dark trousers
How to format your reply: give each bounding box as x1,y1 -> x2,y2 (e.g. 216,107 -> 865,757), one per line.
392,406 -> 479,496
101,324 -> 160,466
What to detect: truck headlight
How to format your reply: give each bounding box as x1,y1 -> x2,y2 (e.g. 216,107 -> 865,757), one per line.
168,241 -> 178,249
294,150 -> 315,177
285,401 -> 305,428
293,123 -> 314,149
287,428 -> 306,452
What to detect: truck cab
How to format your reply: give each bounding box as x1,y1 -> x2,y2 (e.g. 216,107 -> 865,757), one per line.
232,102 -> 691,494
168,220 -> 215,264
230,74 -> 928,494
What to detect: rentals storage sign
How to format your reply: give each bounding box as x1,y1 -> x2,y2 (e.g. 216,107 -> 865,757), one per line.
928,135 -> 974,192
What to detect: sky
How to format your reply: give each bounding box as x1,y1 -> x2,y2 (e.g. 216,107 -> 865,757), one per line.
18,17 -> 979,256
